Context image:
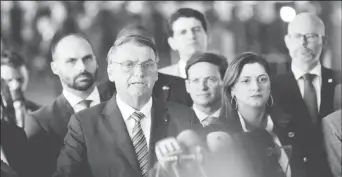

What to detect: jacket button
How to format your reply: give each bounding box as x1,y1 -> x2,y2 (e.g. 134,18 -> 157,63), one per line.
288,132 -> 295,138
303,157 -> 308,162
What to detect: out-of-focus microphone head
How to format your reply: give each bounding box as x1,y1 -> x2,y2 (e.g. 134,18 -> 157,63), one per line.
176,129 -> 206,150
206,131 -> 233,153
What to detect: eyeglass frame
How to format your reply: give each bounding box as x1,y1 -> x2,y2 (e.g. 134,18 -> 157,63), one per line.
287,33 -> 326,42
111,60 -> 158,72
187,76 -> 221,86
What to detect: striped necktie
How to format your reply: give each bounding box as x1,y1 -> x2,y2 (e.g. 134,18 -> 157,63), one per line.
201,116 -> 219,127
131,111 -> 149,177
302,73 -> 318,123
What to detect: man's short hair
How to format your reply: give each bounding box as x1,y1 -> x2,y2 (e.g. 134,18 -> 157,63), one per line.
167,8 -> 208,37
1,50 -> 26,68
185,52 -> 228,79
106,24 -> 157,63
50,29 -> 90,61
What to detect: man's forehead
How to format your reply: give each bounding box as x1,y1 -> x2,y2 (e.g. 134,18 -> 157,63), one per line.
188,62 -> 220,76
111,42 -> 156,60
288,13 -> 325,34
172,17 -> 203,31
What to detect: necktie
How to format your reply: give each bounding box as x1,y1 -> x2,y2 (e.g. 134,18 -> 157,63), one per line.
77,100 -> 92,112
201,116 -> 219,127
131,111 -> 149,177
302,73 -> 318,123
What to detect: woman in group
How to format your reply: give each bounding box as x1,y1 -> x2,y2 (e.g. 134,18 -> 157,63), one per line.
219,52 -> 305,177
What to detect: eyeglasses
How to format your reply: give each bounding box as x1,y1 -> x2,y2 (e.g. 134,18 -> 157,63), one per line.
288,33 -> 324,42
187,76 -> 220,86
112,60 -> 157,72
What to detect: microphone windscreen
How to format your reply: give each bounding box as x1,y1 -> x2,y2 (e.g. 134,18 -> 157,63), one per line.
176,129 -> 205,149
206,131 -> 234,153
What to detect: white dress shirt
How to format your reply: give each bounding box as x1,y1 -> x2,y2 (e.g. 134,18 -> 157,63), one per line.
116,94 -> 152,148
178,60 -> 187,79
291,63 -> 322,111
63,87 -> 101,113
237,112 -> 291,177
0,146 -> 9,165
192,105 -> 221,126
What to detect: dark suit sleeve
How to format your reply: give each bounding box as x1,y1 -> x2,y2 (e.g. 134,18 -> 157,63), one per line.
322,112 -> 342,177
53,115 -> 87,177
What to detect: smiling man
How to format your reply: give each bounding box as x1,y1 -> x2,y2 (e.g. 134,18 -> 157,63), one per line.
185,52 -> 228,127
53,25 -> 197,177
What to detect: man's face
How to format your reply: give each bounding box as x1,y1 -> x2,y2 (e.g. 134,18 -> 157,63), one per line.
51,36 -> 97,91
285,16 -> 325,68
107,42 -> 158,99
1,65 -> 27,92
168,17 -> 208,59
186,62 -> 222,108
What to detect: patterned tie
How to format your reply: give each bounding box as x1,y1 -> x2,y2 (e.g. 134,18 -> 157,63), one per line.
131,111 -> 149,177
201,116 -> 219,127
302,73 -> 318,123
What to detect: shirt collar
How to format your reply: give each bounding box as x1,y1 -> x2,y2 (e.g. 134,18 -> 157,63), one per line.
63,86 -> 100,108
237,111 -> 274,133
291,63 -> 322,81
192,105 -> 221,122
116,94 -> 153,122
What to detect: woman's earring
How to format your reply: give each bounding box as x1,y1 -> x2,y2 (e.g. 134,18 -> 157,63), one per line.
267,94 -> 274,107
231,95 -> 238,110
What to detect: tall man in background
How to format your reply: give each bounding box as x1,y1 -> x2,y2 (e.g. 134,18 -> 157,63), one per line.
273,12 -> 342,177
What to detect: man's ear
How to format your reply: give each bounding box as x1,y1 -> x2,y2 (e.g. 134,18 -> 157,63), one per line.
107,64 -> 114,82
51,61 -> 58,75
322,35 -> 328,49
185,80 -> 191,94
167,37 -> 177,51
284,35 -> 290,50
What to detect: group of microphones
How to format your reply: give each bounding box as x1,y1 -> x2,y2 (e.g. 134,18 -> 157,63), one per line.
151,129 -> 292,177
151,129 -> 245,177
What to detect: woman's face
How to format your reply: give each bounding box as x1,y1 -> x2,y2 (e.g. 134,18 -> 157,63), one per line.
231,63 -> 271,109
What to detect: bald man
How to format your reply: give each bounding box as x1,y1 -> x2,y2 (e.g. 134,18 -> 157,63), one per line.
24,32 -> 107,177
272,13 -> 341,177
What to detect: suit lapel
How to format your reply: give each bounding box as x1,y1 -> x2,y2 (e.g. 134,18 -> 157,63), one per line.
319,67 -> 335,118
101,95 -> 140,174
148,98 -> 169,167
54,94 -> 75,140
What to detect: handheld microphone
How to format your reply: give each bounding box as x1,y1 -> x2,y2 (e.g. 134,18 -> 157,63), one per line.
11,88 -> 26,128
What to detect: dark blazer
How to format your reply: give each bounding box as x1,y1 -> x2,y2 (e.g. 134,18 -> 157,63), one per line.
272,67 -> 341,177
217,104 -> 305,177
1,120 -> 32,177
24,91 -> 107,177
98,72 -> 193,107
53,94 -> 198,177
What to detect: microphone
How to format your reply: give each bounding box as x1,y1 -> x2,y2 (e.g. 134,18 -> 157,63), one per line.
206,131 -> 233,153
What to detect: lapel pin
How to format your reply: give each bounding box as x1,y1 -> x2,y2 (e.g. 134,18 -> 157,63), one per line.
162,86 -> 170,90
288,132 -> 295,138
328,78 -> 333,83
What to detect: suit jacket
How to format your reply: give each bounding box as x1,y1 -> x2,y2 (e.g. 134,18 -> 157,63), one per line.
24,92 -> 107,177
158,63 -> 181,78
98,72 -> 193,107
53,94 -> 198,177
217,104 -> 305,177
1,121 -> 32,177
272,67 -> 341,177
322,110 -> 342,177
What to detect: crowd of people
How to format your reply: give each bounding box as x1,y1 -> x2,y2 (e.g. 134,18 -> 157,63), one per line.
1,6 -> 341,177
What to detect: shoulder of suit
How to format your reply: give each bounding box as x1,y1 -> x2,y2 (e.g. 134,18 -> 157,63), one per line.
72,101 -> 108,121
158,64 -> 178,77
164,101 -> 195,119
30,98 -> 60,121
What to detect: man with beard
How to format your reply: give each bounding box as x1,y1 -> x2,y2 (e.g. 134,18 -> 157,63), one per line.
24,32 -> 107,177
272,13 -> 342,177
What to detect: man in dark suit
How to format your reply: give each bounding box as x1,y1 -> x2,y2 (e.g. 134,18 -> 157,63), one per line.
24,31 -> 107,177
53,26 -> 198,177
98,24 -> 193,106
1,50 -> 40,128
273,12 -> 342,177
1,80 -> 32,177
